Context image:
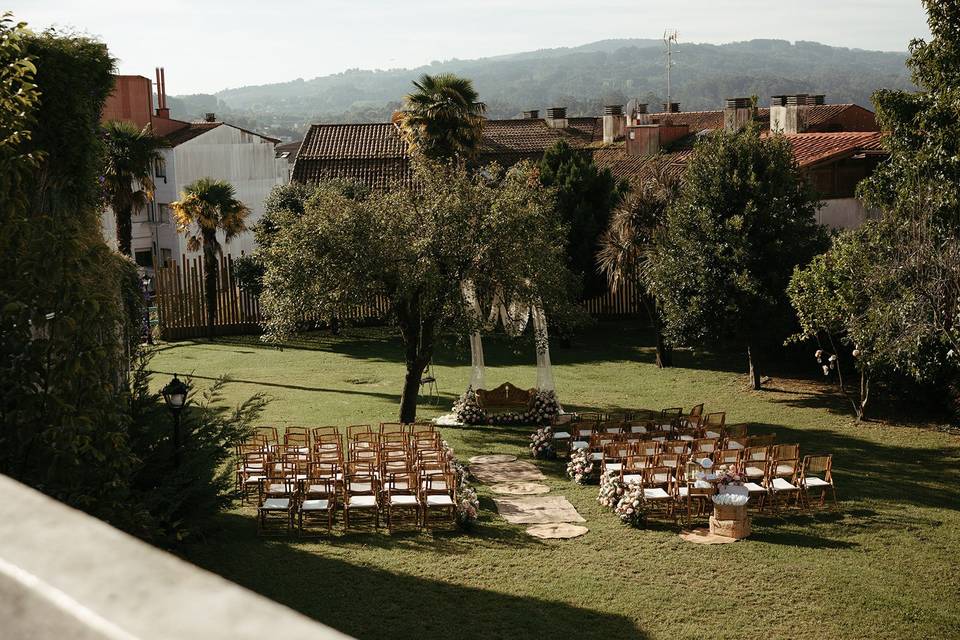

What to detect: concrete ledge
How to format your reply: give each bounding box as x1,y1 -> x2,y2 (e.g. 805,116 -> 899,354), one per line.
0,474 -> 351,640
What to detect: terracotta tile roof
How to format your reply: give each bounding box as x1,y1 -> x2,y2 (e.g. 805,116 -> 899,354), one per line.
294,118 -> 604,189
591,148 -> 691,184
782,131 -> 885,167
162,122 -> 221,146
646,104 -> 877,133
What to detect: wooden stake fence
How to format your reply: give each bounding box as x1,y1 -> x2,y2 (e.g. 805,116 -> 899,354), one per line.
154,256 -> 642,340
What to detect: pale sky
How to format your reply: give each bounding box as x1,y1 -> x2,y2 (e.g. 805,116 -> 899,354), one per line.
13,0 -> 930,95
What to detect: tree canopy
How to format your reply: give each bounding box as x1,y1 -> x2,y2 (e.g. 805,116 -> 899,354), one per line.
539,140 -> 626,301
649,126 -> 827,389
259,160 -> 577,421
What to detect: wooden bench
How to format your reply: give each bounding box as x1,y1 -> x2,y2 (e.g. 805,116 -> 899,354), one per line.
475,382 -> 535,412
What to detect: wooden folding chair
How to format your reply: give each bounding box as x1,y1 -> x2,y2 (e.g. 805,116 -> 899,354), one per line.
257,477 -> 297,536
799,454 -> 837,510
621,454 -> 655,485
692,438 -> 719,457
347,424 -> 374,439
385,472 -> 421,533
703,412 -> 726,439
748,434 -> 776,447
421,472 -> 456,530
298,478 -> 336,536
768,458 -> 801,513
344,473 -> 379,530
642,466 -> 677,523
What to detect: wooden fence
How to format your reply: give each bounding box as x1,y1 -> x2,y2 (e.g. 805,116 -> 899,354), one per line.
153,256 -> 643,340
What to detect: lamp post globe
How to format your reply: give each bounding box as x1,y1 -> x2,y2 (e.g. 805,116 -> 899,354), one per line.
161,374 -> 189,466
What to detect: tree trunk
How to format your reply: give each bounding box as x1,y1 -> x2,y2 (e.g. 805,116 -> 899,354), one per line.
651,304 -> 673,368
747,343 -> 762,390
329,315 -> 340,335
395,296 -> 435,424
203,232 -> 218,340
116,205 -> 133,257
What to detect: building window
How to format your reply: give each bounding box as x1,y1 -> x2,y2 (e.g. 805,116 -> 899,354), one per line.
134,250 -> 153,268
155,158 -> 166,179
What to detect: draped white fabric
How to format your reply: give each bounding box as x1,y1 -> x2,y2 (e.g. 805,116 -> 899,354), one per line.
460,280 -> 555,393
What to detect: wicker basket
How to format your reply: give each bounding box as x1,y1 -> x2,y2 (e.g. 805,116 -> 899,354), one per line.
710,504 -> 751,539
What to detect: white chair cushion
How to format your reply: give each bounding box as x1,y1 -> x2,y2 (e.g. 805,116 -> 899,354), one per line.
804,476 -> 830,488
745,466 -> 765,477
301,499 -> 330,511
349,482 -> 373,492
679,435 -> 695,441
622,474 -> 643,484
589,452 -> 604,461
390,494 -> 420,506
772,478 -> 798,491
261,498 -> 290,510
651,473 -> 671,483
652,437 -> 667,442
604,463 -> 623,472
571,441 -> 590,450
775,464 -> 795,475
552,431 -> 571,439
348,495 -> 377,508
705,431 -> 722,439
728,442 -> 744,449
629,426 -> 647,433
744,482 -> 766,493
677,486 -> 689,497
426,494 -> 455,507
244,475 -> 265,485
643,488 -> 671,500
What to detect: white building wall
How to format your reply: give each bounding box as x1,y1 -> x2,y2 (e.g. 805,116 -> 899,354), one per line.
104,124 -> 288,271
817,197 -> 881,229
171,125 -> 287,260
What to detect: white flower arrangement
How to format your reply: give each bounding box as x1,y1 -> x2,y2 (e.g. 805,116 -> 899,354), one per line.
597,470 -> 625,509
456,482 -> 480,527
528,425 -> 556,459
566,447 -> 594,484
613,483 -> 645,527
453,386 -> 487,425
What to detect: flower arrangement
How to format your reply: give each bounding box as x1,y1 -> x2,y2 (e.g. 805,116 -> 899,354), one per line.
528,425 -> 556,459
713,464 -> 747,488
566,446 -> 594,484
453,386 -> 486,424
597,470 -> 625,509
488,389 -> 561,426
613,483 -> 645,526
456,481 -> 480,527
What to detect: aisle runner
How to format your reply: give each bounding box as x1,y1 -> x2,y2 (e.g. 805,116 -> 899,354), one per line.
468,454 -> 587,538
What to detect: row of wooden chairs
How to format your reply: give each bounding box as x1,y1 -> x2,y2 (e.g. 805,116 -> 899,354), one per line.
608,452 -> 836,525
257,470 -> 457,536
248,422 -> 438,451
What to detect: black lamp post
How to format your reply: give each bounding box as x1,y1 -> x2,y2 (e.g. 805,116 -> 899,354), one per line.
161,374 -> 189,467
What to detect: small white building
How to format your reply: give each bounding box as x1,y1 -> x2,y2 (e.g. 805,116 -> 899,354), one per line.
100,71 -> 288,271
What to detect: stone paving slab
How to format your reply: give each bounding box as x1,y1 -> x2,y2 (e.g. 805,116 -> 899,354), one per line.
678,528 -> 739,545
493,496 -> 585,524
489,482 -> 551,496
526,523 -> 589,539
467,454 -> 518,465
470,461 -> 546,484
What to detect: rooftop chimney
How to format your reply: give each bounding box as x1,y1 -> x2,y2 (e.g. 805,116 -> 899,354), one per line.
204,112 -> 216,123
770,94 -> 822,134
662,102 -> 680,113
603,105 -> 625,144
723,97 -> 755,132
522,109 -> 539,119
545,106 -> 568,129
154,67 -> 170,119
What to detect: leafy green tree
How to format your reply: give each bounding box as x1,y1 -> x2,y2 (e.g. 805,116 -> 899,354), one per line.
851,1 -> 960,392
787,227 -> 885,420
598,170 -> 678,367
101,120 -> 166,256
649,127 -> 827,389
397,73 -> 486,160
540,140 -> 627,301
259,160 -> 576,422
0,23 -> 144,525
172,178 -> 250,338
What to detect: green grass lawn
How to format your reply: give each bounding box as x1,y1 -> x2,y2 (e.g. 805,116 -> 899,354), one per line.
150,322 -> 960,640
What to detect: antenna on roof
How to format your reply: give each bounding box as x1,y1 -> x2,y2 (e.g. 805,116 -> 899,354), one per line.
663,29 -> 679,109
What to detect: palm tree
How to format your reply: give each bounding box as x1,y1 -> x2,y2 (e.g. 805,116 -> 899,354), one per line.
171,178 -> 250,338
398,73 -> 486,160
101,121 -> 166,256
598,170 -> 679,368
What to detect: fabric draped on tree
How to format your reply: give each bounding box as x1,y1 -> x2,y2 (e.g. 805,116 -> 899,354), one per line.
460,280 -> 556,394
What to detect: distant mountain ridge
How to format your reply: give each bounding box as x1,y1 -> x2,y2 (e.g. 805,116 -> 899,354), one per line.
168,38 -> 913,140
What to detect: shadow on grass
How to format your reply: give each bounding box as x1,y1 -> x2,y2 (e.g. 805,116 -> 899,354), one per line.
184,513 -> 646,640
